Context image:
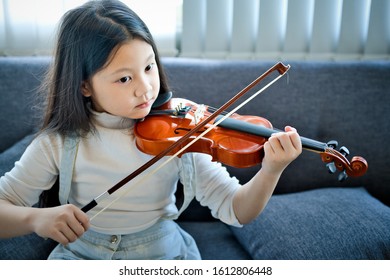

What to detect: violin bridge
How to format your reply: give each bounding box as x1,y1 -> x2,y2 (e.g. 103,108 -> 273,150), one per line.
194,104 -> 206,125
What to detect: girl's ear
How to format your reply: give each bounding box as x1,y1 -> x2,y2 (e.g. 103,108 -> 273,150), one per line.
81,81 -> 92,97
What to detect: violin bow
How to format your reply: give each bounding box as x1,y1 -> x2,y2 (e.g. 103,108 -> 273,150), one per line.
81,62 -> 290,219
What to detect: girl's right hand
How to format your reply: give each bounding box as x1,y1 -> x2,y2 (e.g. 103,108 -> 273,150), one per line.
31,204 -> 90,245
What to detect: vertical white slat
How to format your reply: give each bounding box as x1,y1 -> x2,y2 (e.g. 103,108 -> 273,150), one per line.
230,0 -> 259,59
126,0 -> 179,56
2,0 -> 38,55
337,0 -> 371,58
204,0 -> 233,58
255,0 -> 288,59
0,1 -> 6,54
62,0 -> 86,10
1,0 -> 84,56
34,0 -> 64,55
309,0 -> 343,60
364,0 -> 390,58
283,0 -> 315,58
181,0 -> 206,57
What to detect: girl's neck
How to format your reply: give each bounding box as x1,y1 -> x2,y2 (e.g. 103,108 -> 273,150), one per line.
89,106 -> 135,130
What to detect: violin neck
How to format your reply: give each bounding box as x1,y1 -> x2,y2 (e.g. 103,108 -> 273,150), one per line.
214,116 -> 327,153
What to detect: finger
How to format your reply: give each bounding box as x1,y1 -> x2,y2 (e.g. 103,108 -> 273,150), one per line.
263,141 -> 274,155
284,126 -> 297,132
73,208 -> 90,231
66,208 -> 90,239
288,131 -> 302,152
267,133 -> 285,153
67,219 -> 86,239
56,232 -> 71,245
50,226 -> 75,245
59,224 -> 79,243
283,127 -> 302,152
269,131 -> 301,156
275,133 -> 296,154
47,228 -> 70,245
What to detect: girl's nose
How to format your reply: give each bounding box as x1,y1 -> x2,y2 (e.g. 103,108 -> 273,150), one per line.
134,75 -> 152,97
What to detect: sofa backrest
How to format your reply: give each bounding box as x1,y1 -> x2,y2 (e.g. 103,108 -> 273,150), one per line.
0,57 -> 50,152
1,56 -> 389,205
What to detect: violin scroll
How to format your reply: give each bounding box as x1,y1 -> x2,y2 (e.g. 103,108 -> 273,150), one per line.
320,142 -> 368,181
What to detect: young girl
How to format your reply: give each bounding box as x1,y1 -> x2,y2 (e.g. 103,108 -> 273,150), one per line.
0,0 -> 301,260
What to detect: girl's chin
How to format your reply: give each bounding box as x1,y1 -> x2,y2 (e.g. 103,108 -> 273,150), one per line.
128,108 -> 152,120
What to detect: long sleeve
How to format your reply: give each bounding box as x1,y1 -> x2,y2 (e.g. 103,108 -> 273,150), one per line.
179,153 -> 243,227
0,134 -> 62,207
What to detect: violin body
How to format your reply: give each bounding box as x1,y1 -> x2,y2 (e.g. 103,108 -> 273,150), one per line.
135,98 -> 272,167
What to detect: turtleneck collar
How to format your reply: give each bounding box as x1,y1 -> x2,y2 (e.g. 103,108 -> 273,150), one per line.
89,107 -> 135,130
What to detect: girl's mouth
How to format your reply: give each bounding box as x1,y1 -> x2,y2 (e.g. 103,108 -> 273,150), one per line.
136,99 -> 154,109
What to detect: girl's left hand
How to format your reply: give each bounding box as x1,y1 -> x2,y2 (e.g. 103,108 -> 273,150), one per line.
261,126 -> 302,175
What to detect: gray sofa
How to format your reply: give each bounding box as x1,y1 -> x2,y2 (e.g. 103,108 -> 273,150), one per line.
1,56 -> 390,259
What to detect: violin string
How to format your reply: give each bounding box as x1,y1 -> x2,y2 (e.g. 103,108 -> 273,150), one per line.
89,69 -> 289,221
206,106 -> 230,116
190,106 -> 230,117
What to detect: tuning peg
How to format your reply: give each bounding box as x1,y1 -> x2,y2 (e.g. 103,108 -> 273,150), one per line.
325,141 -> 339,174
338,170 -> 348,182
335,147 -> 350,181
327,140 -> 338,149
326,162 -> 337,174
339,146 -> 350,157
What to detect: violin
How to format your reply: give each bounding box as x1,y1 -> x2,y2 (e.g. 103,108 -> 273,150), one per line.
135,97 -> 368,181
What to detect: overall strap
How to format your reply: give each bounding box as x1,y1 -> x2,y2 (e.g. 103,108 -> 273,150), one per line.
177,154 -> 196,216
59,136 -> 79,205
165,153 -> 196,220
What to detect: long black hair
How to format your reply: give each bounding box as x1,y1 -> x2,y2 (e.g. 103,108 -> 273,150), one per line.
40,0 -> 170,138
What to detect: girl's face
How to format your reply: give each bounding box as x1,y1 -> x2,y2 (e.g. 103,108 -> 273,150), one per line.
82,39 -> 160,119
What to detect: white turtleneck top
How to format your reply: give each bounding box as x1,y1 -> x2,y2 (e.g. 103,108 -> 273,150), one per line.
0,110 -> 242,234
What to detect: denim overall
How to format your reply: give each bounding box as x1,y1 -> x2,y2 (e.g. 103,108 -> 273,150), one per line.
48,137 -> 201,260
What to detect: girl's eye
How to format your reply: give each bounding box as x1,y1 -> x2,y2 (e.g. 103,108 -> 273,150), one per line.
145,63 -> 155,72
118,76 -> 131,84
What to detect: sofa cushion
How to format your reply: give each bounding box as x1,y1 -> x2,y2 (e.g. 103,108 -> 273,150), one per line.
230,187 -> 390,259
0,233 -> 58,260
179,221 -> 251,260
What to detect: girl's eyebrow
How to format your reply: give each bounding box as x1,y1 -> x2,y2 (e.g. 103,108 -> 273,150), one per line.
110,53 -> 155,76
